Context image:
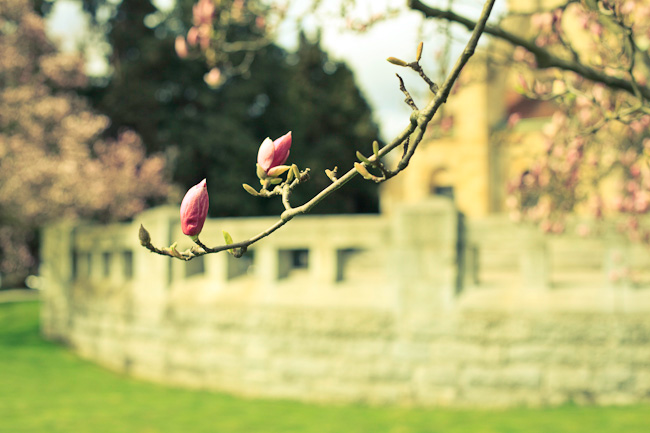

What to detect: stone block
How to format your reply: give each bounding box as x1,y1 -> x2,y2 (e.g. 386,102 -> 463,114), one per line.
166,366 -> 205,389
413,364 -> 460,387
458,387 -> 543,408
412,385 -> 459,406
506,344 -> 551,363
545,367 -> 593,392
592,366 -> 634,392
460,365 -> 541,389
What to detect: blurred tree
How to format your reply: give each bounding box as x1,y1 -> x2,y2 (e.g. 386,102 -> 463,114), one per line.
81,0 -> 380,217
402,0 -> 650,240
0,0 -> 172,286
284,32 -> 380,214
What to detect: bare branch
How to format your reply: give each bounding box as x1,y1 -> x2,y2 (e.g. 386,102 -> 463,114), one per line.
407,0 -> 650,102
141,0 -> 498,261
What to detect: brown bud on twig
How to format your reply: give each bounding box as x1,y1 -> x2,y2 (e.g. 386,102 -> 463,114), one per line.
299,168 -> 311,183
138,224 -> 151,246
416,42 -> 423,62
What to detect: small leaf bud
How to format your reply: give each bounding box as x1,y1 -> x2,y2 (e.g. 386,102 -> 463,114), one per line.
325,166 -> 338,182
354,162 -> 374,180
223,230 -> 235,255
243,183 -> 260,196
356,151 -> 372,165
267,165 -> 291,178
386,57 -> 408,66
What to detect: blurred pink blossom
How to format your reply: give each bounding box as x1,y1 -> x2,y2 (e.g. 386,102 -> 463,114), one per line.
204,67 -> 222,86
193,0 -> 215,26
175,36 -> 189,58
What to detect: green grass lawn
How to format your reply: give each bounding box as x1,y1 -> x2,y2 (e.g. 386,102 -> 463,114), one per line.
1,301 -> 649,433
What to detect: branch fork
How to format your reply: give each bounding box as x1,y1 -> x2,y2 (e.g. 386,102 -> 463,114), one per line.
140,0 -> 497,261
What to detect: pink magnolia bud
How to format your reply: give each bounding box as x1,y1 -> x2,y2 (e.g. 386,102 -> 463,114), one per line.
180,179 -> 209,237
257,131 -> 292,174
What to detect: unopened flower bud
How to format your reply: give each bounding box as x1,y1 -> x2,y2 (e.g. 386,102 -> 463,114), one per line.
180,179 -> 209,237
257,131 -> 292,175
138,224 -> 151,246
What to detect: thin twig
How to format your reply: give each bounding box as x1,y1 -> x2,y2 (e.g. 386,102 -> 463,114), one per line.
396,74 -> 418,110
141,0 -> 497,261
407,0 -> 650,101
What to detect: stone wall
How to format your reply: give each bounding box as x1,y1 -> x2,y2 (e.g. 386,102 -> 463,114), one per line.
39,199 -> 650,407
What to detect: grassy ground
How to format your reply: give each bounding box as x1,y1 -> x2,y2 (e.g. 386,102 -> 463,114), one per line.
1,301 -> 649,433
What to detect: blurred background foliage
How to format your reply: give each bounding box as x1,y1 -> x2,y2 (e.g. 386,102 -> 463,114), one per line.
0,0 -> 380,286
80,0 -> 381,217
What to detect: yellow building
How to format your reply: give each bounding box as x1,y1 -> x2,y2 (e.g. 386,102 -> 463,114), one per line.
380,54 -> 555,218
381,0 -> 585,219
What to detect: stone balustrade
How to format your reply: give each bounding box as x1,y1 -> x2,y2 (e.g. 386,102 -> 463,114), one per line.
39,198 -> 650,407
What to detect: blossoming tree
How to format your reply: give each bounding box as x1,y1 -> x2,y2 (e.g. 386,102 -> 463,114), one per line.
0,0 -> 172,284
405,0 -> 650,240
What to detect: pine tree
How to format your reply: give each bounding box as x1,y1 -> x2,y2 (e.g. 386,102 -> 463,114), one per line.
85,0 -> 380,217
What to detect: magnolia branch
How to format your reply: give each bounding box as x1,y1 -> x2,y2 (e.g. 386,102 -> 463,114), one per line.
140,0 -> 496,261
407,0 -> 650,102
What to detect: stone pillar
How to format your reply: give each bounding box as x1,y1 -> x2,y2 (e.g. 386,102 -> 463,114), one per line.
391,198 -> 459,326
255,243 -> 279,286
519,229 -> 549,291
206,252 -> 229,285
461,243 -> 480,288
309,244 -> 337,285
132,206 -> 177,320
91,251 -> 104,282
604,241 -> 632,312
110,251 -> 126,287
40,222 -> 77,340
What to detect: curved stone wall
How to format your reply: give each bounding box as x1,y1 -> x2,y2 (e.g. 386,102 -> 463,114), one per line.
39,203 -> 650,407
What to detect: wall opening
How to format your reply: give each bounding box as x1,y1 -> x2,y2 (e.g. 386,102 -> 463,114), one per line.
102,252 -> 111,278
336,248 -> 363,282
123,251 -> 133,280
278,249 -> 309,279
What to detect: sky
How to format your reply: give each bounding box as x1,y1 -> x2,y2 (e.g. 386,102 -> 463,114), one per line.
46,0 -> 492,141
